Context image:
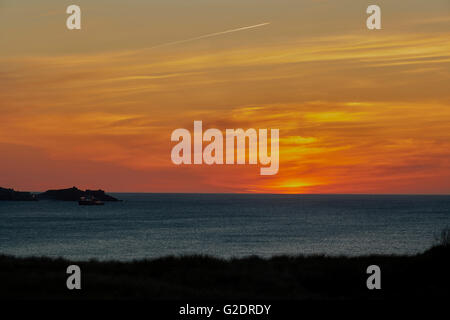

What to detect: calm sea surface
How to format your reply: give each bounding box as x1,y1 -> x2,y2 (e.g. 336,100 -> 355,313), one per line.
0,194 -> 449,260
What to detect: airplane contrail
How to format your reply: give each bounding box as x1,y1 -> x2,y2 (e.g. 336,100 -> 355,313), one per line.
149,22 -> 271,49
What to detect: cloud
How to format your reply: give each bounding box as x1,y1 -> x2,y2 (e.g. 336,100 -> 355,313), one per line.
1,27 -> 450,192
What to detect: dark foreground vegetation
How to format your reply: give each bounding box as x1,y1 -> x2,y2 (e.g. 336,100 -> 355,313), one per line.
0,242 -> 448,300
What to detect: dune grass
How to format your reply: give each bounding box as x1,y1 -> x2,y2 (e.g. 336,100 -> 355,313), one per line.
0,242 -> 448,300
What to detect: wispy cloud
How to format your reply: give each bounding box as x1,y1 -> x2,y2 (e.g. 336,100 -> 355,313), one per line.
1,25 -> 450,192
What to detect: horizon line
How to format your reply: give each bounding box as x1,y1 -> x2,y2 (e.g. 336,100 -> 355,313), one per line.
4,186 -> 449,196
25,191 -> 450,196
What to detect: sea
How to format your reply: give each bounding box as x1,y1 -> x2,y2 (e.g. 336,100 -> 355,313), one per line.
0,194 -> 449,261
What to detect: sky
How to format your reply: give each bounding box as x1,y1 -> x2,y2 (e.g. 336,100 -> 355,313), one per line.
1,0 -> 450,193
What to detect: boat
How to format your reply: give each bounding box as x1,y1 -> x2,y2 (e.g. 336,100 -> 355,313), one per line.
78,196 -> 104,206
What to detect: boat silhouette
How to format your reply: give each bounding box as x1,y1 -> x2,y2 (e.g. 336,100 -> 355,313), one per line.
78,196 -> 104,206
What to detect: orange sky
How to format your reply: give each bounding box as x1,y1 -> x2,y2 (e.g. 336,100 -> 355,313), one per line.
1,0 -> 450,193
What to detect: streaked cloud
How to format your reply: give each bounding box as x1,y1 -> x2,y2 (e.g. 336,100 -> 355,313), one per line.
1,0 -> 449,193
